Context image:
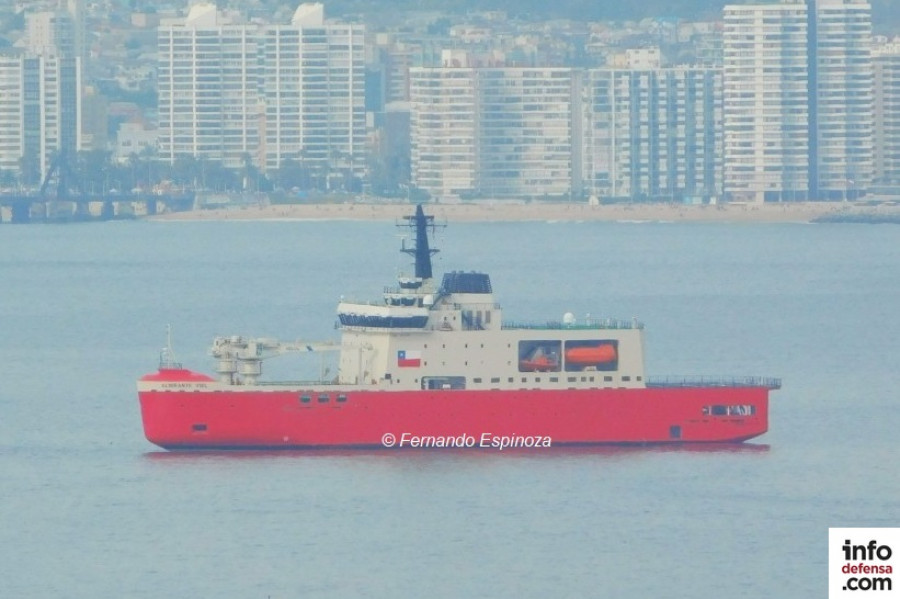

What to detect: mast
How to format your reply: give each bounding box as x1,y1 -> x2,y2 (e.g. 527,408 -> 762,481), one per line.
400,204 -> 441,281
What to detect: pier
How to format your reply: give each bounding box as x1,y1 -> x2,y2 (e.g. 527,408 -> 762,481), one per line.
0,192 -> 194,224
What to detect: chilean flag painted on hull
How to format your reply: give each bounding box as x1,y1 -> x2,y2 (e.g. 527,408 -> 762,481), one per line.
397,350 -> 421,368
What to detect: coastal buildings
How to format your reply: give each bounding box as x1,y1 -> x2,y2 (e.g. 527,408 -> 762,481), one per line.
0,54 -> 82,183
723,2 -> 810,203
411,58 -> 721,202
873,39 -> 900,186
476,67 -> 576,199
261,4 -> 366,181
157,3 -> 259,169
722,0 -> 873,202
583,67 -> 722,202
157,2 -> 365,179
410,57 -> 577,200
812,0 -> 874,200
0,2 -> 85,184
409,59 -> 478,198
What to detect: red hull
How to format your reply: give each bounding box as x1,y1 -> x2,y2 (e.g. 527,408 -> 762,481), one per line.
138,370 -> 769,449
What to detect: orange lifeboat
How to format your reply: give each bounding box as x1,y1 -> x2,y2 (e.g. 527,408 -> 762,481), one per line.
519,354 -> 560,372
565,344 -> 617,365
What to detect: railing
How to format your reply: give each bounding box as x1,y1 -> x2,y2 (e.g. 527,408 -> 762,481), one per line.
503,317 -> 644,331
646,376 -> 782,389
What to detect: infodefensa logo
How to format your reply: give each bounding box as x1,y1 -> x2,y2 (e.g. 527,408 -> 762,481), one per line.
830,528 -> 898,597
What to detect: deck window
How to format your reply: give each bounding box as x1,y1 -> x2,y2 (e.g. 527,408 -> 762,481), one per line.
422,376 -> 466,390
706,404 -> 756,416
318,394 -> 329,403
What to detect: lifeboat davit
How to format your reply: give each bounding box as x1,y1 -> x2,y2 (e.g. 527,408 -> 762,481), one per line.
565,344 -> 617,365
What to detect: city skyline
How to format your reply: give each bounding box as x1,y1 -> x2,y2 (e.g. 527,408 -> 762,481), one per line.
0,0 -> 897,203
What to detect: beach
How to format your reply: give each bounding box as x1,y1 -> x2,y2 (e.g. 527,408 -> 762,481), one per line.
146,199 -> 900,224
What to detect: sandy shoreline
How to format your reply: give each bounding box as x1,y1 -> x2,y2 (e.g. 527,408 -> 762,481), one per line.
146,200 -> 900,224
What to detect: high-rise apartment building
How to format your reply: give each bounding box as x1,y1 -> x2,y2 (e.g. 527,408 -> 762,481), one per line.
157,3 -> 260,169
409,62 -> 478,198
410,54 -> 577,200
583,67 -> 722,201
0,53 -> 81,183
723,2 -> 810,203
723,0 -> 873,202
262,5 -> 365,180
811,0 -> 873,199
157,2 -> 365,179
477,68 -> 576,198
0,55 -> 25,176
872,39 -> 900,185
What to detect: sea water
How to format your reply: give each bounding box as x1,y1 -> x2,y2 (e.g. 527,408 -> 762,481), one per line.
1,217 -> 898,598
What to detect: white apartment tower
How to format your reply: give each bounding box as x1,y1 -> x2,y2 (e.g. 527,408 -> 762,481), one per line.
477,68 -> 576,199
262,5 -> 366,180
157,3 -> 260,168
723,2 -> 810,203
872,40 -> 900,185
157,3 -> 365,178
409,61 -> 478,198
0,53 -> 81,183
583,68 -> 722,201
723,0 -> 874,202
0,55 -> 25,176
410,54 -> 577,200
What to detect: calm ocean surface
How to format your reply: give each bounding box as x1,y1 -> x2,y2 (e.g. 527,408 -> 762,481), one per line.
1,216 -> 898,598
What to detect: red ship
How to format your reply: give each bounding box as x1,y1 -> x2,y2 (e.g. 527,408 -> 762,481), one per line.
138,205 -> 780,450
